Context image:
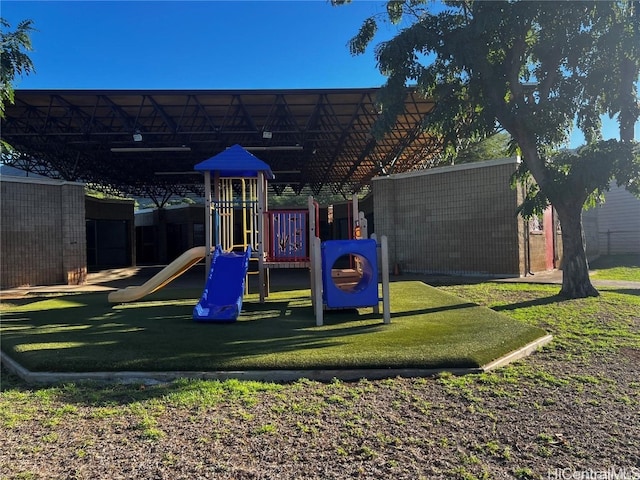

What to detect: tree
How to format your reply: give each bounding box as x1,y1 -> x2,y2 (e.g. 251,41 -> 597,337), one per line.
336,0 -> 640,298
1,18 -> 35,151
454,132 -> 511,164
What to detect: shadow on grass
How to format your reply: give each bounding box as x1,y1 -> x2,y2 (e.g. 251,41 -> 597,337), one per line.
1,281 -> 548,380
0,290 -> 386,373
491,295 -> 568,312
390,302 -> 479,319
84,264 -> 313,295
600,288 -> 640,297
491,287 -> 640,312
0,292 -> 88,308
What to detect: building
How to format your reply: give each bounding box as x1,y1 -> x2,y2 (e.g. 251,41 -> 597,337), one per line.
1,176 -> 86,288
372,157 -> 561,277
583,182 -> 640,260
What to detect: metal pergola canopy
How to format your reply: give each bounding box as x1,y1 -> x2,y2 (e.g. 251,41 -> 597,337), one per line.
1,88 -> 442,205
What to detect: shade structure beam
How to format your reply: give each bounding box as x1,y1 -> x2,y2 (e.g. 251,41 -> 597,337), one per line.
2,88 -> 440,198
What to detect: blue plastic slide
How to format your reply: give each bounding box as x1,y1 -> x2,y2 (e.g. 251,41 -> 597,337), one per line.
193,245 -> 251,322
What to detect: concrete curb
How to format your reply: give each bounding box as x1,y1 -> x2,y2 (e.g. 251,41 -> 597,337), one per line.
1,334 -> 552,386
480,334 -> 553,372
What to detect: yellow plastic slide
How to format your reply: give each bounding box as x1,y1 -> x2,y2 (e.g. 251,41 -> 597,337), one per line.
108,246 -> 207,303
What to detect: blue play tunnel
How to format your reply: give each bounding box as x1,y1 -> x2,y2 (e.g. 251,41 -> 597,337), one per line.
321,239 -> 378,308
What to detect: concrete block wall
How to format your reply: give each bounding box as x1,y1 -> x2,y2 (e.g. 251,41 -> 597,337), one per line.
62,184 -> 87,284
1,176 -> 86,288
527,233 -> 548,272
373,158 -> 525,276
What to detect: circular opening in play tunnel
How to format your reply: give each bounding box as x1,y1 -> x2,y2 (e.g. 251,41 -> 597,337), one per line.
330,253 -> 374,293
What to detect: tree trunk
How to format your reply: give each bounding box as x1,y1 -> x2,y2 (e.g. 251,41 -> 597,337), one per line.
555,203 -> 599,298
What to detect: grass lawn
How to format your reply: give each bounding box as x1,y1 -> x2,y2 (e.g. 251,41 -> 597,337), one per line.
0,281 -> 546,373
589,253 -> 640,281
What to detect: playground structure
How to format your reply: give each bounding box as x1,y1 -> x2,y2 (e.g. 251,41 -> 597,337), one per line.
109,144 -> 389,325
193,245 -> 251,322
190,145 -> 271,321
107,144 -> 269,318
307,196 -> 390,326
107,246 -> 206,304
312,235 -> 390,327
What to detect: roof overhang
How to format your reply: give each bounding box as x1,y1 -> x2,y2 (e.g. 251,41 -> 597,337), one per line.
1,88 -> 441,204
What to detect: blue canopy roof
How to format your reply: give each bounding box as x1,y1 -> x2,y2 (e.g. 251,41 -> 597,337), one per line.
194,144 -> 274,179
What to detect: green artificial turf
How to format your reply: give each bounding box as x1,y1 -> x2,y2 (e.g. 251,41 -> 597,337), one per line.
0,281 -> 547,372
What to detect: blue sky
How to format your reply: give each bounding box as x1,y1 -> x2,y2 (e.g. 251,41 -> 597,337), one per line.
1,0 -> 636,144
2,0 -> 392,90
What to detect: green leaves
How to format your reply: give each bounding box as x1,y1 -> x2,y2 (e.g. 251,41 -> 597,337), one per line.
515,139 -> 640,218
454,132 -> 512,164
338,0 -> 640,264
0,18 -> 35,120
386,1 -> 404,25
349,17 -> 378,56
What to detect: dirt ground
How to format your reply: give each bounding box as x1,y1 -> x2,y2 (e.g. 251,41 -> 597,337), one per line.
1,345 -> 639,479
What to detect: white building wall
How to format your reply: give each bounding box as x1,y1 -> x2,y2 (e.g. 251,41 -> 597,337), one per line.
583,183 -> 640,257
